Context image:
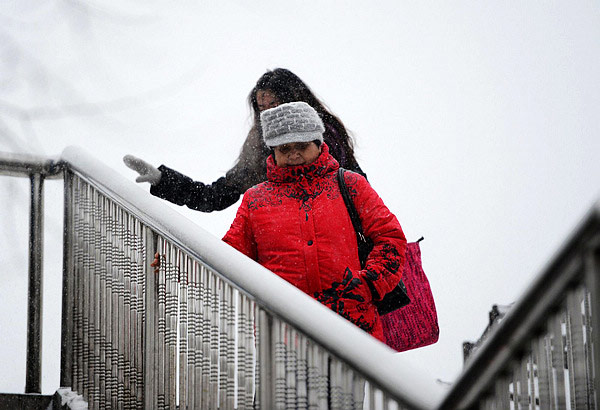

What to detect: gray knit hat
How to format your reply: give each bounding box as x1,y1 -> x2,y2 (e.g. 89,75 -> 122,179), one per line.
260,101 -> 325,148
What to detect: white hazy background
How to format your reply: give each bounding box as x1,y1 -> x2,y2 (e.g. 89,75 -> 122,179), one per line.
1,1 -> 599,395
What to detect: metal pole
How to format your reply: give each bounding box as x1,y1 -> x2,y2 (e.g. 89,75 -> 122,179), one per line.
144,229 -> 158,409
258,309 -> 273,409
585,237 -> 600,409
25,172 -> 44,393
60,171 -> 74,387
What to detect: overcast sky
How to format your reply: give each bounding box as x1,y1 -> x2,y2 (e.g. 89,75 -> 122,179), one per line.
1,1 -> 599,395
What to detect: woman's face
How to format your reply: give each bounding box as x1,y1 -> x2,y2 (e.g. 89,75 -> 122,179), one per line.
256,89 -> 280,112
273,141 -> 322,167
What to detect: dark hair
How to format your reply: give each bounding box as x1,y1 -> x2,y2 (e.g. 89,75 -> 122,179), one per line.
231,68 -> 358,190
248,68 -> 355,154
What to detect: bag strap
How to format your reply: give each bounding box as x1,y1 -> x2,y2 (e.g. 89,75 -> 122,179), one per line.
338,167 -> 412,313
337,168 -> 368,245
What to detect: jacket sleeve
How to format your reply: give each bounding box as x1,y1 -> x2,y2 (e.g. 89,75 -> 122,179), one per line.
347,172 -> 407,301
150,165 -> 243,212
222,193 -> 258,261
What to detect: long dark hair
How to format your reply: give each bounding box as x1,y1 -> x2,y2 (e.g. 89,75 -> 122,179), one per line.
251,69 -> 356,153
231,68 -> 358,190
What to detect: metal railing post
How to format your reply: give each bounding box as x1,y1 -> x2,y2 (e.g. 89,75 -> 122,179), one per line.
258,309 -> 273,409
60,171 -> 74,387
25,172 -> 44,393
144,229 -> 158,409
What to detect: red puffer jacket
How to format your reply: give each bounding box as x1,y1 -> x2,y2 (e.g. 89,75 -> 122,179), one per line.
223,143 -> 406,341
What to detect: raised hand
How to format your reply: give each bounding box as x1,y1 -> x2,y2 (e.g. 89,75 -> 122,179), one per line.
123,154 -> 162,185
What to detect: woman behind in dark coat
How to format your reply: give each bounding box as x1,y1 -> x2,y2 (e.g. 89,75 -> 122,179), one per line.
124,68 -> 366,212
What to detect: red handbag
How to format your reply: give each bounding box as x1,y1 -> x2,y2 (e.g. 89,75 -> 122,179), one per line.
380,240 -> 439,352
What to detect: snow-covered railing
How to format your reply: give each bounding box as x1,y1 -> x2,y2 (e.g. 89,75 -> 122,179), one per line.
437,201 -> 600,409
5,148 -> 598,409
54,146 -> 443,409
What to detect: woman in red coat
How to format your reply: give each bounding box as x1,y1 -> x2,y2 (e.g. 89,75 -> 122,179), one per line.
223,101 -> 406,342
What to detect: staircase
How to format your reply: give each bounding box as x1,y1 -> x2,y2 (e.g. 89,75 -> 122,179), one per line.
1,148 -> 598,409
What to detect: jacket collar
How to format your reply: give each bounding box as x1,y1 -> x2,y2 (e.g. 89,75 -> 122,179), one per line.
266,143 -> 339,184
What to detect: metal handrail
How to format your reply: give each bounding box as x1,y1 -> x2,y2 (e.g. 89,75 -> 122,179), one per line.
56,146 -> 443,409
437,200 -> 600,409
0,151 -> 62,179
4,148 -> 598,409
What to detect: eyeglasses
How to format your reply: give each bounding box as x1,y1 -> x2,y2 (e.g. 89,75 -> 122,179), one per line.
274,142 -> 313,155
